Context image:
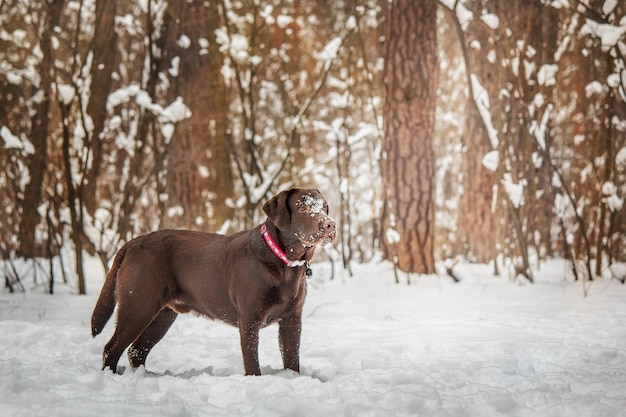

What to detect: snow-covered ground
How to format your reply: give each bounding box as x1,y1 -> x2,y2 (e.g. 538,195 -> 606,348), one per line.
1,256 -> 625,417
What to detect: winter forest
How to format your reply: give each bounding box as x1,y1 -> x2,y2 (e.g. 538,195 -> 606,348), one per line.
1,0 -> 625,295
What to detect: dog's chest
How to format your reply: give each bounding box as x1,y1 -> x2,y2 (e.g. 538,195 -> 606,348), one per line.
262,278 -> 306,324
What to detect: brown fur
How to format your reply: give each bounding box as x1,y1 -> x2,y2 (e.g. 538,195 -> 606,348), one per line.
91,188 -> 335,376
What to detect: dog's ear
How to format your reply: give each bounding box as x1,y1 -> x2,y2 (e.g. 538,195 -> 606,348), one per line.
263,189 -> 294,230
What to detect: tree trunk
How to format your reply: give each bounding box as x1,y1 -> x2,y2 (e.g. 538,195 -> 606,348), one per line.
381,0 -> 437,274
160,0 -> 233,231
18,0 -> 65,257
84,0 -> 118,214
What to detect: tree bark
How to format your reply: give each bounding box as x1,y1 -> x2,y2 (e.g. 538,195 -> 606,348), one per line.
161,0 -> 233,231
84,0 -> 118,214
18,0 -> 65,257
381,0 -> 437,274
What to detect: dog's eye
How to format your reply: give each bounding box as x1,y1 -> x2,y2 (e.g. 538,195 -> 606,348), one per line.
297,205 -> 308,212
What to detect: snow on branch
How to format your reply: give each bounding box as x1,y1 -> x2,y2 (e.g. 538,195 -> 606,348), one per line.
502,173 -> 526,209
580,18 -> 626,51
602,181 -> 624,212
529,103 -> 554,151
470,74 -> 499,149
0,126 -> 34,155
438,0 -> 473,30
107,85 -> 191,143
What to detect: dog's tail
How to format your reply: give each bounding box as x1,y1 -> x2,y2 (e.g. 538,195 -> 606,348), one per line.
91,244 -> 128,337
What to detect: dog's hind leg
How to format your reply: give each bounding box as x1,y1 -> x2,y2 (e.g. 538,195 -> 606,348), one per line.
102,300 -> 163,373
128,307 -> 178,368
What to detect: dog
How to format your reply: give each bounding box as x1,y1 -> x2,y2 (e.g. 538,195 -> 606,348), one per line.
91,188 -> 336,376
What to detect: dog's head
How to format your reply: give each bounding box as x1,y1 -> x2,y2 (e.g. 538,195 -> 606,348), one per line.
263,188 -> 336,247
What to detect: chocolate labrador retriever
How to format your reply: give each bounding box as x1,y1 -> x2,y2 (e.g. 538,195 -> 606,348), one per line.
91,188 -> 336,376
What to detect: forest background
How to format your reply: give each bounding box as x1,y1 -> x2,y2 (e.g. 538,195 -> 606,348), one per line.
1,0 -> 625,295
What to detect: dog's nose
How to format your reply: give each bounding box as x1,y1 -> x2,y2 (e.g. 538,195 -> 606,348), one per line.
323,218 -> 336,233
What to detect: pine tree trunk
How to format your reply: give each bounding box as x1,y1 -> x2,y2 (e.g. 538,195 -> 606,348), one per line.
381,0 -> 437,274
18,0 -> 65,257
84,0 -> 118,214
161,0 -> 233,231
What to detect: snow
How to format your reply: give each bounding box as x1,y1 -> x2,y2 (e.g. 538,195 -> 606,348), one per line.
0,126 -> 35,154
385,228 -> 401,245
602,182 -> 624,212
57,83 -> 75,105
470,74 -> 499,149
530,103 -> 553,151
0,126 -> 25,150
481,150 -> 499,172
177,35 -> 191,49
585,80 -> 604,97
617,146 -> 626,169
215,29 -> 250,64
581,18 -> 626,51
603,0 -> 618,16
276,15 -> 293,29
480,14 -> 499,30
440,0 -> 473,31
2,257 -> 626,417
299,193 -> 325,216
502,173 -> 526,208
159,97 -> 192,124
316,37 -> 342,62
168,56 -> 180,77
346,16 -> 357,31
537,64 -> 558,87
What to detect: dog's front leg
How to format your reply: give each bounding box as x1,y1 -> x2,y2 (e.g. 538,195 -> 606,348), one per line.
239,319 -> 262,376
278,313 -> 301,373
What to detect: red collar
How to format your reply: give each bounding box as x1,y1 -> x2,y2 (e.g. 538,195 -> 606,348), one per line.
260,223 -> 307,267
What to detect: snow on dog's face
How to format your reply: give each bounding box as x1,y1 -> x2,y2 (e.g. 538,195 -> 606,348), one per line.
293,191 -> 336,246
263,188 -> 336,247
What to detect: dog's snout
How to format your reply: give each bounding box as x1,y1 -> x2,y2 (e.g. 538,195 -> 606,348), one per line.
321,217 -> 337,244
323,217 -> 336,231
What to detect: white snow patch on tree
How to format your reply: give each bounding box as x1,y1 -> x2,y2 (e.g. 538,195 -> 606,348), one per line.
581,18 -> 626,51
57,84 -> 75,105
603,0 -> 619,16
385,227 -> 401,244
537,64 -> 558,86
502,174 -> 526,208
530,103 -> 553,151
177,35 -> 191,49
198,165 -> 210,179
316,37 -> 342,62
1,126 -> 24,150
276,15 -> 293,29
481,150 -> 499,172
108,87 -> 190,142
607,72 -> 621,88
198,37 -> 210,55
227,33 -> 250,63
481,13 -> 499,30
167,205 -> 184,218
159,97 -> 192,124
161,123 -> 175,144
6,71 -> 22,85
574,134 -> 585,146
616,146 -> 626,169
440,0 -> 473,30
1,126 -> 34,154
602,181 -> 624,212
585,80 -> 604,97
470,74 -> 499,149
169,56 -> 180,77
346,16 -> 357,30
